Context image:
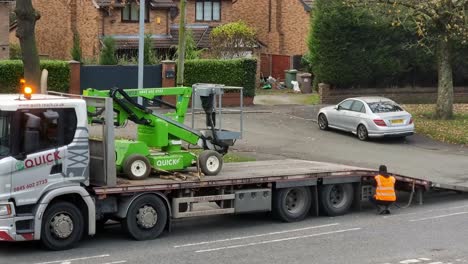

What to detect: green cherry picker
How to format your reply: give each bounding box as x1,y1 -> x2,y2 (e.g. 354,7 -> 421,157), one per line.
84,84 -> 242,180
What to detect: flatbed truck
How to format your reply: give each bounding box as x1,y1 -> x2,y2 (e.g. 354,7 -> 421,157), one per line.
0,90 -> 465,250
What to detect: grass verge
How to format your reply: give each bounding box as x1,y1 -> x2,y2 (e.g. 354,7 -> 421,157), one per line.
403,104 -> 468,145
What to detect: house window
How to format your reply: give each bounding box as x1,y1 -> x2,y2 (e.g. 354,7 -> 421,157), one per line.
196,1 -> 221,22
122,1 -> 149,23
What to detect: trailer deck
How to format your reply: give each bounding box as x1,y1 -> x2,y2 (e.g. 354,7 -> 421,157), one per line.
91,159 -> 458,195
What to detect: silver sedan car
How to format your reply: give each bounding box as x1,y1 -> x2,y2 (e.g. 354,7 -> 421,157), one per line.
317,97 -> 414,140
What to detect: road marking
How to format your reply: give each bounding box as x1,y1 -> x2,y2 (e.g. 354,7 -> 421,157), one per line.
383,205 -> 468,219
419,258 -> 431,261
400,260 -> 421,263
174,223 -> 339,248
34,255 -> 110,264
427,262 -> 443,264
409,212 -> 468,222
195,227 -> 361,253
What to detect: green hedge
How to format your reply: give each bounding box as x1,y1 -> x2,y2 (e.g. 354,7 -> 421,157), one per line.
184,58 -> 257,97
0,60 -> 70,93
306,0 -> 468,89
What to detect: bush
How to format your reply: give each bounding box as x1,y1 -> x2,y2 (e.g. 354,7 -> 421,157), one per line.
184,59 -> 257,97
210,21 -> 256,59
306,0 -> 468,88
9,44 -> 22,60
71,33 -> 82,62
144,34 -> 158,65
0,60 -> 70,93
174,30 -> 204,61
99,37 -> 117,65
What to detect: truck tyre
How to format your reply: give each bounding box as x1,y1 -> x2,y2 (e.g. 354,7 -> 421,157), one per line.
123,195 -> 167,241
41,201 -> 84,251
124,154 -> 151,180
199,150 -> 223,176
319,183 -> 354,216
273,187 -> 312,222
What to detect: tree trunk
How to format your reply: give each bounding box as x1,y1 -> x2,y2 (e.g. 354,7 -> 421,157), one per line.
435,38 -> 454,119
15,0 -> 41,92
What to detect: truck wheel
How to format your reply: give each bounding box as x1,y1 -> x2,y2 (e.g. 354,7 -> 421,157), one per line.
123,195 -> 167,241
41,202 -> 84,251
273,187 -> 312,222
124,154 -> 151,180
199,150 -> 223,176
319,184 -> 354,216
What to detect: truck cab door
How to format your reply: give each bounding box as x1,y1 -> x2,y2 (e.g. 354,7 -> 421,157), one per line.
0,157 -> 14,202
10,108 -> 79,206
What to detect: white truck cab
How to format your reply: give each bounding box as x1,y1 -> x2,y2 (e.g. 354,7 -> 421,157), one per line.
0,93 -> 95,249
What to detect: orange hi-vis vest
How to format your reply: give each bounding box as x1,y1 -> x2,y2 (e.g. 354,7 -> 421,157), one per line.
374,174 -> 396,202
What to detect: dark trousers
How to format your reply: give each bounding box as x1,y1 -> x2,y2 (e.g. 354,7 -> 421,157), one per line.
368,196 -> 394,210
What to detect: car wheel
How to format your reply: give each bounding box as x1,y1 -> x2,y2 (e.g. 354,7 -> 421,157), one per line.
357,124 -> 368,141
318,114 -> 329,130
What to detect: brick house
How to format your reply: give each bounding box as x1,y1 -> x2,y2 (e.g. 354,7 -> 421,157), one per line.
9,0 -> 235,60
0,1 -> 14,60
233,0 -> 313,79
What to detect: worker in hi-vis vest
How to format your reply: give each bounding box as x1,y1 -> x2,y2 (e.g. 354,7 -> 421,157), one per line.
370,165 -> 396,215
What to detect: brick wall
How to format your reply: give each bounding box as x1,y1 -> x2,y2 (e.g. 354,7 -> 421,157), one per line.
319,84 -> 468,104
280,1 -> 309,55
232,0 -> 269,46
76,0 -> 101,59
233,0 -> 310,56
33,0 -> 73,59
0,4 -> 11,59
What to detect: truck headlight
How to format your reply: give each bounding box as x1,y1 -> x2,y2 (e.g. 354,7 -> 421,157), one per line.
0,204 -> 12,216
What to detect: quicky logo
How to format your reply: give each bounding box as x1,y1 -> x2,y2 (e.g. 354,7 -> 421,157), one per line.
18,151 -> 62,170
156,158 -> 181,167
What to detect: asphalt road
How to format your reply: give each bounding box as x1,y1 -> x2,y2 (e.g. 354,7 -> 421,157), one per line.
2,104 -> 467,263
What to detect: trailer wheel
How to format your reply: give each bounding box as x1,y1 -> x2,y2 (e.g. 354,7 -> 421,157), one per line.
319,184 -> 354,216
41,202 -> 84,251
124,154 -> 151,180
273,187 -> 312,222
199,150 -> 223,176
123,195 -> 167,241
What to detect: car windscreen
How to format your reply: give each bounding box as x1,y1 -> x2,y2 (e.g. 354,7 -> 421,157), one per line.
367,101 -> 403,113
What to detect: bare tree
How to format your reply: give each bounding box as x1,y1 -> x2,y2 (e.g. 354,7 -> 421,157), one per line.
15,0 -> 41,91
344,0 -> 468,119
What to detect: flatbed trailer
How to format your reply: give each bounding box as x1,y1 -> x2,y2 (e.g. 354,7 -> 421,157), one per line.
0,93 -> 466,251
88,159 -> 443,226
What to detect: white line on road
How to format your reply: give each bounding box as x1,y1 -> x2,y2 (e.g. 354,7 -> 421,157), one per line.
400,260 -> 421,263
383,205 -> 468,219
195,227 -> 361,253
99,261 -> 127,264
174,223 -> 339,248
34,255 -> 110,264
409,212 -> 468,222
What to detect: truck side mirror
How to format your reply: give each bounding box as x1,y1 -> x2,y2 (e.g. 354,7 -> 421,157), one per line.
13,152 -> 26,161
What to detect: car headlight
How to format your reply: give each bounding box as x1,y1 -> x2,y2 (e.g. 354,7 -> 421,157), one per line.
0,204 -> 11,216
